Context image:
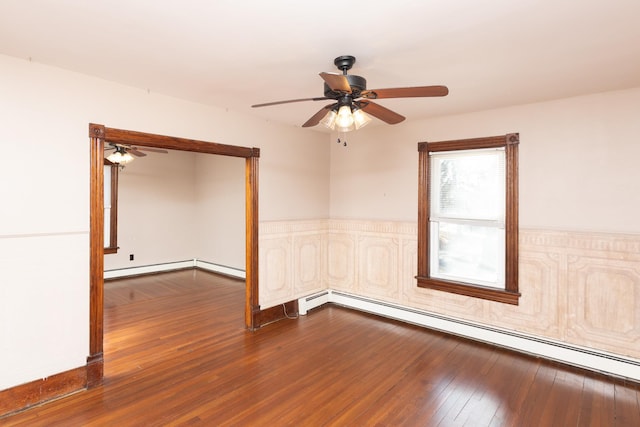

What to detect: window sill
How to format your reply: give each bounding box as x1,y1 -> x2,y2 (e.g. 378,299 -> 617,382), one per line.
416,276 -> 520,305
104,247 -> 118,255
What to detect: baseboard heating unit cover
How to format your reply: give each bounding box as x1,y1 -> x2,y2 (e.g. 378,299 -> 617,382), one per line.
299,290 -> 640,382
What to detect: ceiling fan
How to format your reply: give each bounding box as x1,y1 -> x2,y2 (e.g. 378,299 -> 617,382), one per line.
251,55 -> 449,132
104,143 -> 168,165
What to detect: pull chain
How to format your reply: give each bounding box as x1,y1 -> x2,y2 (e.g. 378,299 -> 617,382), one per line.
337,132 -> 347,147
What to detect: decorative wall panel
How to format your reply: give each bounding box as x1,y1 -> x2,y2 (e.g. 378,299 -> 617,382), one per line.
293,234 -> 322,294
259,219 -> 640,361
357,236 -> 400,300
399,239 -> 418,305
259,236 -> 291,304
404,282 -> 485,320
259,221 -> 327,308
485,247 -> 562,340
324,233 -> 355,290
567,256 -> 640,358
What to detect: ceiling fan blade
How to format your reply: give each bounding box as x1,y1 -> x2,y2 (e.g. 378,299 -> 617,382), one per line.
127,148 -> 147,157
105,142 -> 123,151
319,72 -> 351,93
133,146 -> 168,154
362,85 -> 449,99
302,104 -> 335,128
252,97 -> 330,108
358,101 -> 405,125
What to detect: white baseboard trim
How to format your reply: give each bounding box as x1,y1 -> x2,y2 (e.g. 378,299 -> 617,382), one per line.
104,260 -> 196,279
104,259 -> 245,280
298,290 -> 640,382
195,260 -> 246,279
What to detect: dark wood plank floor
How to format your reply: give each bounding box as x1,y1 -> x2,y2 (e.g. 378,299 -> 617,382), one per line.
3,269 -> 639,426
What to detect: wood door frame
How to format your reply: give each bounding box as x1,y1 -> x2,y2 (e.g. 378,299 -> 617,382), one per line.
88,123 -> 260,386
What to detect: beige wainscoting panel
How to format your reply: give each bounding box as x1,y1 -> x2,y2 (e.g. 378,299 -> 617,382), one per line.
404,282 -> 486,320
260,219 -> 640,360
328,220 -> 415,303
357,235 -> 400,300
400,238 -> 418,300
486,233 -> 564,340
259,220 -> 327,308
566,237 -> 640,359
325,232 -> 356,291
293,233 -> 323,294
259,236 -> 292,303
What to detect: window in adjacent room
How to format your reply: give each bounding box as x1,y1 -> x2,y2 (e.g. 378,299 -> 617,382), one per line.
104,160 -> 119,254
417,133 -> 519,304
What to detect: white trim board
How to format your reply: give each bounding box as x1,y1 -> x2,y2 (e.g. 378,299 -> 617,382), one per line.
104,259 -> 245,280
195,260 -> 246,279
298,290 -> 640,382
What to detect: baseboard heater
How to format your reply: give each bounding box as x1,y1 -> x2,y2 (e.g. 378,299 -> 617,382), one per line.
104,259 -> 246,280
298,290 -> 640,383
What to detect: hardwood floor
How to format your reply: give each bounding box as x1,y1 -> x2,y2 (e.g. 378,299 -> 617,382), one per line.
2,269 -> 639,426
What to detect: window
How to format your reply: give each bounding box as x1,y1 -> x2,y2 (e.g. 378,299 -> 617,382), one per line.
417,133 -> 519,304
104,160 -> 119,254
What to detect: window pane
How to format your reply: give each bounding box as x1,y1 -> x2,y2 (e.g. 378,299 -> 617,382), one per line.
430,149 -> 505,221
430,221 -> 504,287
104,165 -> 111,209
104,207 -> 111,247
104,165 -> 111,247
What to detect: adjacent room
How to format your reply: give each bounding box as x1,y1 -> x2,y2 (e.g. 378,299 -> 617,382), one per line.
1,1 -> 639,424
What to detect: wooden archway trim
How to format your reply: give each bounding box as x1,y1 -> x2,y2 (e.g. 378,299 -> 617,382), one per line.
88,123 -> 260,387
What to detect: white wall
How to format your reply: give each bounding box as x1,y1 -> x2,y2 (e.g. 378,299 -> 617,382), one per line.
195,154 -> 245,270
0,53 -> 329,390
330,87 -> 640,233
104,151 -> 247,273
103,150 -> 199,270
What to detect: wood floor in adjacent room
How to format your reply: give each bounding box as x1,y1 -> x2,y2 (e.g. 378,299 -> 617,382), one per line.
3,270 -> 639,426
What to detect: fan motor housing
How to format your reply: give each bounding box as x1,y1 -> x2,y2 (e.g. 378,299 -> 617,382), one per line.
324,74 -> 367,98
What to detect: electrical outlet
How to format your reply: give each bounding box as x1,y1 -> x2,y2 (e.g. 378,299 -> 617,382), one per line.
129,254 -> 134,261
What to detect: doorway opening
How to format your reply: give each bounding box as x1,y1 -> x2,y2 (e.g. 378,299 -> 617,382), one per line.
88,123 -> 260,386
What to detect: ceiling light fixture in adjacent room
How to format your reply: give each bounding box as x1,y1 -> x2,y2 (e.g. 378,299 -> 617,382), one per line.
106,146 -> 134,164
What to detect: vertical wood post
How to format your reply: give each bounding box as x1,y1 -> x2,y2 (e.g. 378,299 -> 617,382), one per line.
245,149 -> 260,329
417,142 -> 429,278
505,133 -> 519,294
88,123 -> 105,386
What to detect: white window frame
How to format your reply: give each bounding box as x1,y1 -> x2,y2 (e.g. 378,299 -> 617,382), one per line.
428,148 -> 506,288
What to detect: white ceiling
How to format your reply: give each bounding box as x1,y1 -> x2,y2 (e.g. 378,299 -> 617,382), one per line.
2,0 -> 640,132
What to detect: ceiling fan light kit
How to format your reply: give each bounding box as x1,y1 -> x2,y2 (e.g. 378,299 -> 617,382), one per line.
105,143 -> 169,165
106,145 -> 135,164
251,55 -> 448,138
320,100 -> 373,133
